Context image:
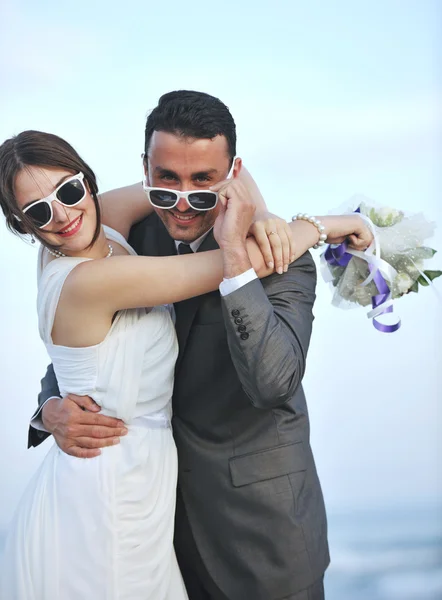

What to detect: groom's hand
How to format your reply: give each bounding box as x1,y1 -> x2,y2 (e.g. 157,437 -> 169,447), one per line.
212,178 -> 256,278
42,395 -> 128,459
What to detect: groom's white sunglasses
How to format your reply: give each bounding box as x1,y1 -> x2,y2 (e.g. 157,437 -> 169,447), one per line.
16,172 -> 87,229
142,157 -> 236,211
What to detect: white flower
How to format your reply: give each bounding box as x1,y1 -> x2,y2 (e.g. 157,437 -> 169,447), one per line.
374,207 -> 404,227
394,272 -> 413,295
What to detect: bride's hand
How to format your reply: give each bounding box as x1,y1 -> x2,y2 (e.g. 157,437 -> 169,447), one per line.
322,214 -> 374,250
235,166 -> 295,274
248,214 -> 295,274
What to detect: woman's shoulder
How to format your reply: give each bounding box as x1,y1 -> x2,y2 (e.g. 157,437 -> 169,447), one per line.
37,245 -> 90,280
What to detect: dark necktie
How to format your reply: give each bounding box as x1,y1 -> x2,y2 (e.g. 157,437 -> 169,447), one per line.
177,243 -> 194,255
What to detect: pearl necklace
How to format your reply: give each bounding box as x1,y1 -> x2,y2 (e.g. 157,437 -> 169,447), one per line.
46,243 -> 114,259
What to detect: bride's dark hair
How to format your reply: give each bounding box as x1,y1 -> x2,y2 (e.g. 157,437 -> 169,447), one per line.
0,130 -> 101,249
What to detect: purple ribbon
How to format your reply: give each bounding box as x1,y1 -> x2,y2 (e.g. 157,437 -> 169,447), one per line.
324,241 -> 353,267
324,240 -> 401,334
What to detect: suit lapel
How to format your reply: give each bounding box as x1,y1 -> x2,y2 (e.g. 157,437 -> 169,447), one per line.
132,216 -> 220,369
197,229 -> 219,253
129,213 -> 176,258
174,230 -> 219,369
155,220 -> 177,257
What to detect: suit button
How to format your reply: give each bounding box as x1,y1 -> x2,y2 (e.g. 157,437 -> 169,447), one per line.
238,324 -> 247,332
240,332 -> 249,340
234,317 -> 243,325
231,309 -> 240,317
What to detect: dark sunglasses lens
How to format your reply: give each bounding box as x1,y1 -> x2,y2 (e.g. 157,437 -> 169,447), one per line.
57,179 -> 85,206
149,190 -> 179,208
26,203 -> 52,228
188,192 -> 217,210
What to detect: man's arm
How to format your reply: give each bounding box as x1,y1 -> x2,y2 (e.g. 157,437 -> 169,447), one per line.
100,182 -> 153,240
221,251 -> 316,410
28,364 -> 60,448
30,364 -> 128,457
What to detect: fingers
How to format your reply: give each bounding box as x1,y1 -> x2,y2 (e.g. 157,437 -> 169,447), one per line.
209,179 -> 230,193
73,424 -> 128,439
347,230 -> 373,251
281,221 -> 296,263
268,230 -> 284,274
64,403 -> 125,428
67,394 -> 101,412
250,223 -> 274,269
250,218 -> 294,274
277,224 -> 291,272
64,445 -> 102,459
75,436 -> 121,449
211,179 -> 249,203
81,412 -> 126,428
348,218 -> 374,250
54,424 -> 127,458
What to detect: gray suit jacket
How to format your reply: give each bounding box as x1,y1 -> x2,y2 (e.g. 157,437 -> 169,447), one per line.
30,214 -> 329,599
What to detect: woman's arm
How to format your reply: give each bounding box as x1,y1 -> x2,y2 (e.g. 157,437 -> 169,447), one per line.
55,192 -> 371,345
53,191 -> 263,346
53,241 -> 268,347
68,212 -> 370,316
66,238 -> 268,315
237,166 -> 267,213
287,213 -> 373,257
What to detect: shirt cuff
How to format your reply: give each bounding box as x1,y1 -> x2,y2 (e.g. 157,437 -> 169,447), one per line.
30,396 -> 60,432
219,268 -> 258,297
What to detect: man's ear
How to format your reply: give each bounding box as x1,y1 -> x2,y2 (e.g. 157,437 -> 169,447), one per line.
142,155 -> 150,184
233,157 -> 242,178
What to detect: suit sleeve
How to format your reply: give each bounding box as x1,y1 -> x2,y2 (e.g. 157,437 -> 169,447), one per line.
221,251 -> 316,410
27,363 -> 60,448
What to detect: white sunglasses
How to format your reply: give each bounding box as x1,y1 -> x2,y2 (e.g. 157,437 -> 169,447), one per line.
16,172 -> 87,229
142,157 -> 236,211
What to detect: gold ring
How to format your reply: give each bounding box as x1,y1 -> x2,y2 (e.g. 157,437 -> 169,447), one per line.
268,231 -> 278,236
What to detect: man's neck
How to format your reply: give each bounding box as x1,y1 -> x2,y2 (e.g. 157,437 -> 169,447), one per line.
174,227 -> 213,252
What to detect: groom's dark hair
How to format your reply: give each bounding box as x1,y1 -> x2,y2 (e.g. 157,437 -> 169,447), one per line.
144,90 -> 237,159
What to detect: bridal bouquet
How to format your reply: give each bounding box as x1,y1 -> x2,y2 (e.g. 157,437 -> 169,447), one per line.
321,199 -> 441,332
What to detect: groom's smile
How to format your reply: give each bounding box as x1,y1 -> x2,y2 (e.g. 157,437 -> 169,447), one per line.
145,131 -> 238,243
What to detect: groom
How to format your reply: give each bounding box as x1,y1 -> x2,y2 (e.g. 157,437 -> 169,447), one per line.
30,91 -> 329,599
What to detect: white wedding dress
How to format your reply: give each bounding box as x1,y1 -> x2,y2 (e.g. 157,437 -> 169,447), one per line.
0,227 -> 188,600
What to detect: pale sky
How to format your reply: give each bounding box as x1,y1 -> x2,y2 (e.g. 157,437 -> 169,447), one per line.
0,0 -> 441,527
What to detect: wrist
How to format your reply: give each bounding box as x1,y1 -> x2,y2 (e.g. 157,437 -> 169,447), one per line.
291,214 -> 327,248
320,214 -> 360,240
42,397 -> 59,432
222,244 -> 252,278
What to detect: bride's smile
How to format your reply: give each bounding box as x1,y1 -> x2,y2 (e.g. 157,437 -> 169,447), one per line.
14,165 -> 109,260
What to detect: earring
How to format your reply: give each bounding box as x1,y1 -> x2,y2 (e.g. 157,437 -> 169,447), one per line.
31,235 -> 36,244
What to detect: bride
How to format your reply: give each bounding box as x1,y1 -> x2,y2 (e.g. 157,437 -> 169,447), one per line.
0,130 -> 372,599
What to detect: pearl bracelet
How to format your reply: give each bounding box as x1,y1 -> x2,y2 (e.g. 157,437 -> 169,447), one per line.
291,213 -> 327,249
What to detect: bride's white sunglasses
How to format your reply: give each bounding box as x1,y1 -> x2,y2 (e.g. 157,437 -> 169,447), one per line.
16,172 -> 87,229
142,157 -> 236,211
